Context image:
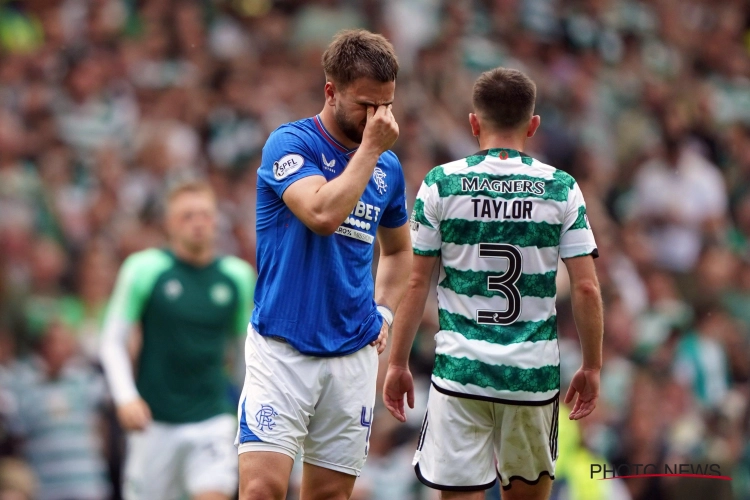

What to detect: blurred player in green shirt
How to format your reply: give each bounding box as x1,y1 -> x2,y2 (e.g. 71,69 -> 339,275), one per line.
100,181 -> 256,500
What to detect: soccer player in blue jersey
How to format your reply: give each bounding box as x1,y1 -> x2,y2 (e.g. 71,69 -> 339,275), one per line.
235,30 -> 412,500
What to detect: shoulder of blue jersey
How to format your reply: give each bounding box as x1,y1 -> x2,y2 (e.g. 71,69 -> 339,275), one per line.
379,150 -> 402,169
265,119 -> 317,152
264,120 -> 321,180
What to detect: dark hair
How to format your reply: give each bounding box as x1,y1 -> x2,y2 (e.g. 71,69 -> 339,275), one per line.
322,30 -> 399,88
472,68 -> 536,130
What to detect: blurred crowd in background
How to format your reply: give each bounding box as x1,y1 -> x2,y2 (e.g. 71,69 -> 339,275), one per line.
1,0 -> 750,499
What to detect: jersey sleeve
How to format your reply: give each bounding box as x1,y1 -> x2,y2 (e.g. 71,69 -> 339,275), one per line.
106,251 -> 160,322
411,178 -> 442,256
258,127 -> 323,198
560,182 -> 598,259
219,256 -> 257,336
99,249 -> 171,405
379,154 -> 409,228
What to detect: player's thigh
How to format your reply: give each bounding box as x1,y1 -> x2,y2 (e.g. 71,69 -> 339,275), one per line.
192,493 -> 230,500
239,451 -> 294,500
440,491 -> 486,500
500,475 -> 553,500
184,415 -> 238,498
300,462 -> 356,500
302,344 -> 378,477
236,328 -> 323,460
414,386 -> 497,492
494,397 -> 558,495
123,424 -> 183,500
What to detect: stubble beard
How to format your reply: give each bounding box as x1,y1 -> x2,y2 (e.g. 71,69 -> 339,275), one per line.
334,106 -> 363,144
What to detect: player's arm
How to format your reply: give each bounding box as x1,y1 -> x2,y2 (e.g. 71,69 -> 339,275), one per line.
383,254 -> 439,422
222,257 -> 256,384
99,256 -> 151,431
563,255 -> 603,421
559,180 -> 603,420
370,222 -> 412,354
383,172 -> 442,421
282,105 -> 398,235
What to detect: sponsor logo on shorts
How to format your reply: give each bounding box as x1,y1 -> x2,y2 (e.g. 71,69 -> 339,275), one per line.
255,404 -> 278,432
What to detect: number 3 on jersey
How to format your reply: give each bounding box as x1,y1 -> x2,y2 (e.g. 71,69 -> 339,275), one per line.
476,243 -> 522,325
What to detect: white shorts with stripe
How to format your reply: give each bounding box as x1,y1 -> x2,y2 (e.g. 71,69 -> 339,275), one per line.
235,326 -> 378,476
413,384 -> 559,491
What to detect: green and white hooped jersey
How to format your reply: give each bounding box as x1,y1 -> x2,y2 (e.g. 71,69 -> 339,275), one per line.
411,148 -> 598,404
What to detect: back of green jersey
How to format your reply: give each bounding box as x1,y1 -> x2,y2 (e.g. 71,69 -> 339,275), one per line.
411,148 -> 597,404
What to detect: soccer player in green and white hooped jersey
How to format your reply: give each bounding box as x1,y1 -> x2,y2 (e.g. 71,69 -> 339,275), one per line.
99,181 -> 256,500
383,68 -> 604,500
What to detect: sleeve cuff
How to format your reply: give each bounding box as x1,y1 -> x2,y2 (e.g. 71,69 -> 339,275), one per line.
561,246 -> 599,259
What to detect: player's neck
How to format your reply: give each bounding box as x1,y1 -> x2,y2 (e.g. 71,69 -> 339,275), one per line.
319,107 -> 359,150
477,133 -> 527,153
171,243 -> 215,267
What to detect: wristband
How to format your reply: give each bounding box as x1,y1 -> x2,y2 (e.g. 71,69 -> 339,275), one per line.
377,305 -> 394,327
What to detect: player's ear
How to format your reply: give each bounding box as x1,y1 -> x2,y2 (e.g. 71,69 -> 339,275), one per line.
526,115 -> 541,138
324,81 -> 336,106
469,113 -> 481,137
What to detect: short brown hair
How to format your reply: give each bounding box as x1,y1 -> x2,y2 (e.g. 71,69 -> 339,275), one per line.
166,180 -> 215,206
322,30 -> 399,88
473,68 -> 536,131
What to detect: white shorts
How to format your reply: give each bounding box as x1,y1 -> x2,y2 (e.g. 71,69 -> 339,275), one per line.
414,384 -> 559,491
123,414 -> 238,500
236,327 -> 378,476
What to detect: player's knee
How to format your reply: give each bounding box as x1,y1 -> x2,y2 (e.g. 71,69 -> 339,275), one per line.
238,476 -> 286,500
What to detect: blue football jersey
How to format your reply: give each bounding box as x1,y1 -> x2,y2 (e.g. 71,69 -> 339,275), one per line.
252,115 -> 408,356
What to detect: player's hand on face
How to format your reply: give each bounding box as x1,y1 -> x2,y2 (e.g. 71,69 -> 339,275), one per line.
362,104 -> 399,155
370,320 -> 389,355
116,398 -> 153,431
383,365 -> 415,423
564,367 -> 600,420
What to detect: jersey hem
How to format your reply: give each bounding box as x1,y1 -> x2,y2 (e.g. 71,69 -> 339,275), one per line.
415,463 -> 497,492
413,248 -> 440,257
560,246 -> 599,260
252,324 -> 380,358
431,381 -> 560,406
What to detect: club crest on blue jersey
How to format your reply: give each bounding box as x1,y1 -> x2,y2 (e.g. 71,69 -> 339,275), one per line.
373,167 -> 387,195
256,404 -> 279,431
